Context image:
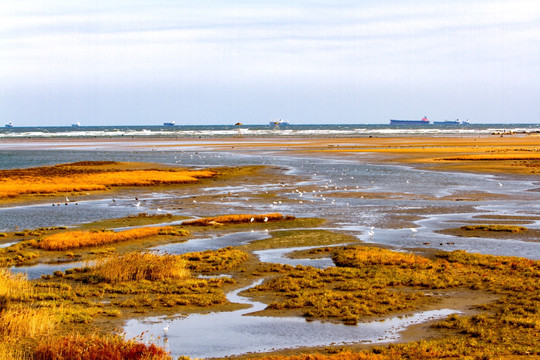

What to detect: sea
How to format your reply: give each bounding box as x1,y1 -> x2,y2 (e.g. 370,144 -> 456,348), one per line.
1,123 -> 539,139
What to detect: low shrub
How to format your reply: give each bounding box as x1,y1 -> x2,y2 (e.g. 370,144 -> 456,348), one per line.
33,334 -> 171,360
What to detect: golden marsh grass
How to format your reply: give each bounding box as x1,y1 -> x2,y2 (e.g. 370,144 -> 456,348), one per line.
93,252 -> 190,283
0,161 -> 215,199
34,226 -> 189,251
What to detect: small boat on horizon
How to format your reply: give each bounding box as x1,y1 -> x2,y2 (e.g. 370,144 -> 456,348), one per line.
72,122 -> 80,127
433,119 -> 470,125
163,121 -> 175,126
5,122 -> 14,128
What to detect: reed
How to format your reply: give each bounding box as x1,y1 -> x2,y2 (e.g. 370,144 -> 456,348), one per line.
34,226 -> 188,251
0,305 -> 55,339
92,252 -> 190,283
182,213 -> 293,226
0,269 -> 33,302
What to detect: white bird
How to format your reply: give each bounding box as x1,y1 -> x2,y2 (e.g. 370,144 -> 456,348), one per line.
368,227 -> 375,238
250,217 -> 255,223
135,202 -> 141,207
498,182 -> 503,187
163,324 -> 169,336
264,217 -> 268,222
65,197 -> 69,202
410,228 -> 418,235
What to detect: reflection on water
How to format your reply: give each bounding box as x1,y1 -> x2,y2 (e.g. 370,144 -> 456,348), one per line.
254,246 -> 337,269
125,279 -> 459,359
10,261 -> 87,280
152,231 -> 271,254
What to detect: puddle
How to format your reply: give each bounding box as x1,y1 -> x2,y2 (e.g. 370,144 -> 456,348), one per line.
151,231 -> 271,254
125,279 -> 459,359
10,261 -> 88,280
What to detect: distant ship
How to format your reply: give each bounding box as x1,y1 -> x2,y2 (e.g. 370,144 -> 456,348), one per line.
163,121 -> 175,126
72,122 -> 80,127
269,119 -> 290,127
5,122 -> 14,128
390,116 -> 430,125
433,119 -> 470,125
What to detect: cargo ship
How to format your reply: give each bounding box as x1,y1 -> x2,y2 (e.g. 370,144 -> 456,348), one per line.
163,121 -> 175,126
390,116 -> 430,125
433,119 -> 470,125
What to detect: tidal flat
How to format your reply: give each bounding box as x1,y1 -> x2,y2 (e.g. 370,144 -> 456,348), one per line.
0,135 -> 539,359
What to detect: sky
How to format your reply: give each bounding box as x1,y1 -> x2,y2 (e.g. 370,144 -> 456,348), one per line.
1,1 -> 539,126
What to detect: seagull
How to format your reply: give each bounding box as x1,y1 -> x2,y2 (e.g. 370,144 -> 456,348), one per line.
498,182 -> 503,187
410,228 -> 418,235
163,324 -> 169,336
135,202 -> 141,207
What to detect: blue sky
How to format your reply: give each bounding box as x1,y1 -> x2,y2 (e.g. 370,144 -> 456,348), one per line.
1,1 -> 539,125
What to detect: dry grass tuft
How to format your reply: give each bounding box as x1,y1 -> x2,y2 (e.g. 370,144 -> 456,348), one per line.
183,213 -> 293,226
92,252 -> 190,283
0,305 -> 55,339
34,226 -> 188,251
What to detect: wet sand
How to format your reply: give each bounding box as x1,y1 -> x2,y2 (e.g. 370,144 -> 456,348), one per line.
2,134 -> 539,175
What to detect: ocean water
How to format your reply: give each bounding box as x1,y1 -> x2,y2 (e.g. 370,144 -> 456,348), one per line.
1,123 -> 539,139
